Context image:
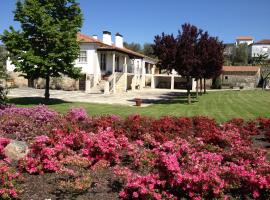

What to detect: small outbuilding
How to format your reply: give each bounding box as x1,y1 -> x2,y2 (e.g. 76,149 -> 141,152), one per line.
221,66 -> 260,89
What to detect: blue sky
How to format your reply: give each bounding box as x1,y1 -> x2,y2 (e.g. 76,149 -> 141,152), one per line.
0,0 -> 269,44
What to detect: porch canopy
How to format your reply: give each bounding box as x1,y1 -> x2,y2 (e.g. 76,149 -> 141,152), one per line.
97,46 -> 144,59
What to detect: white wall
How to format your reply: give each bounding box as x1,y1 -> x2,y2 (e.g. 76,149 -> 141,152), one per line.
236,40 -> 253,46
6,58 -> 16,72
251,44 -> 270,59
75,43 -> 97,74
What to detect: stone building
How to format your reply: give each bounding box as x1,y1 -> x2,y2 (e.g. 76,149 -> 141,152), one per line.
221,66 -> 260,89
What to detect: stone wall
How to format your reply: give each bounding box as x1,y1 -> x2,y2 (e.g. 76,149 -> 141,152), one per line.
7,72 -> 28,88
221,71 -> 259,89
35,76 -> 79,91
6,72 -> 79,90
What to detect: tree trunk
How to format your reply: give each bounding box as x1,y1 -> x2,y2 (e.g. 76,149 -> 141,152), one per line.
196,79 -> 199,99
200,78 -> 203,95
203,77 -> 206,94
262,78 -> 267,90
44,75 -> 50,99
187,76 -> 191,104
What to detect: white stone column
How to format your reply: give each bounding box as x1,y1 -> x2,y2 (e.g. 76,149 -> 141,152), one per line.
104,81 -> 110,95
141,60 -> 146,89
151,65 -> 156,89
171,75 -> 174,90
192,78 -> 196,91
85,74 -> 91,93
124,56 -> 128,92
112,52 -> 116,93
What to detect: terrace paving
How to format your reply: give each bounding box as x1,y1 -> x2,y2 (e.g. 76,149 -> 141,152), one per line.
8,87 -> 188,106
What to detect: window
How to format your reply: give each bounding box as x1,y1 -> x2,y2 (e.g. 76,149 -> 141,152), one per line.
225,76 -> 228,80
262,47 -> 268,52
79,51 -> 87,63
100,53 -> 106,71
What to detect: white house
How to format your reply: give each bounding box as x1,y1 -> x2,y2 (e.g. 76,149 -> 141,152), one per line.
75,31 -> 161,93
250,39 -> 270,59
235,36 -> 254,46
5,31 -> 195,93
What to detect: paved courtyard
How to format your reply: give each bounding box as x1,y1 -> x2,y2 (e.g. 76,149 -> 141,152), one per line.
8,87 -> 187,106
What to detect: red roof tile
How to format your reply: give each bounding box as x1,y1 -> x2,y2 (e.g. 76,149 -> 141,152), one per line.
223,66 -> 260,72
236,36 -> 253,40
77,33 -> 156,60
254,39 -> 270,45
77,33 -> 107,46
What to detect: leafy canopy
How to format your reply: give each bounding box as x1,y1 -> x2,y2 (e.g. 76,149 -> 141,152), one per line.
153,23 -> 224,79
0,45 -> 8,79
1,0 -> 83,80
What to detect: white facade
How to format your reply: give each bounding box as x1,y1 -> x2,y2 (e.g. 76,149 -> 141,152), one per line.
236,39 -> 253,46
251,44 -> 270,59
6,57 -> 15,72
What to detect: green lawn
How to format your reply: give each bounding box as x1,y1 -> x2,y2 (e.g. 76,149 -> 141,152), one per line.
8,90 -> 270,122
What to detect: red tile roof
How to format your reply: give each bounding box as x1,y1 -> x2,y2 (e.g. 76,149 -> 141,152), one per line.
77,33 -> 156,60
254,39 -> 270,45
236,36 -> 253,40
77,33 -> 108,46
223,66 -> 260,72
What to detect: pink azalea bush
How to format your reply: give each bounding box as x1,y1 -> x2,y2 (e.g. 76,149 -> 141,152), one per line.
0,105 -> 270,199
0,161 -> 20,199
0,138 -> 20,199
0,105 -> 59,141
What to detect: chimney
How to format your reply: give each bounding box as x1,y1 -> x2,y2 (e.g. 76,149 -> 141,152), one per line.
102,31 -> 112,45
115,33 -> 123,48
92,35 -> 98,40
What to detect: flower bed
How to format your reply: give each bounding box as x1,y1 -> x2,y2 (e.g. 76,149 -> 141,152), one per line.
0,105 -> 269,199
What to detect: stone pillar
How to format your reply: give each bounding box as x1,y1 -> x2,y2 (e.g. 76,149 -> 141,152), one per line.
104,81 -> 110,95
141,60 -> 146,89
112,53 -> 116,93
171,75 -> 174,90
85,74 -> 91,93
124,56 -> 128,92
192,78 -> 196,91
151,65 -> 156,89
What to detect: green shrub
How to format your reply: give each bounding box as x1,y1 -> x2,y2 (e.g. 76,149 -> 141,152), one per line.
211,77 -> 222,89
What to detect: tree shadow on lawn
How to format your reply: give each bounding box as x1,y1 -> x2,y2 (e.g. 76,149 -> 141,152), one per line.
8,97 -> 68,105
128,92 -> 199,105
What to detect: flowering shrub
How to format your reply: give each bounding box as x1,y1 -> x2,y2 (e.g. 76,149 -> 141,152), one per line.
82,128 -> 128,166
65,107 -> 88,122
0,105 -> 59,141
0,105 -> 270,199
0,137 -> 10,159
257,117 -> 270,141
0,161 -> 20,199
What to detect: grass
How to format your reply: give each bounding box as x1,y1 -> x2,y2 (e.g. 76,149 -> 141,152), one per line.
7,90 -> 270,122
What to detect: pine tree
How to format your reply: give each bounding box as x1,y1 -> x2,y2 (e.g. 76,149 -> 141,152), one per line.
1,0 -> 83,99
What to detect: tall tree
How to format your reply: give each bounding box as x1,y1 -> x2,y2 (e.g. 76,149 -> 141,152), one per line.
153,23 -> 224,104
175,24 -> 201,104
1,0 -> 83,99
123,42 -> 142,53
0,45 -> 7,79
198,34 -> 224,93
142,43 -> 154,57
231,43 -> 249,65
152,33 -> 177,73
251,53 -> 270,90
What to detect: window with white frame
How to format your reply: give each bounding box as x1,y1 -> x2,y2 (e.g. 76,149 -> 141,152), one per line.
79,51 -> 87,63
262,47 -> 268,52
100,53 -> 106,71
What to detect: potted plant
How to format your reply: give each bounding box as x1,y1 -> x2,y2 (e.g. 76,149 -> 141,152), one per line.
135,98 -> 142,106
